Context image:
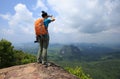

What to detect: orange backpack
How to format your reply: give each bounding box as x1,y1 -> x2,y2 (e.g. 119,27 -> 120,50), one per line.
34,18 -> 48,36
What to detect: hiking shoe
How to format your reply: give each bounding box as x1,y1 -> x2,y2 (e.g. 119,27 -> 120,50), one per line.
37,59 -> 42,63
42,62 -> 51,67
37,61 -> 42,64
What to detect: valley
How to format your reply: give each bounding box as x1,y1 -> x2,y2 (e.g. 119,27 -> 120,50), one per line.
14,42 -> 120,79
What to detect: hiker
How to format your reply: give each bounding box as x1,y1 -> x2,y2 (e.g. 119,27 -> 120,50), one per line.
34,11 -> 55,65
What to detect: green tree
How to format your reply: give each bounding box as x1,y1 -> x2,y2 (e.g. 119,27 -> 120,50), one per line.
13,50 -> 36,65
0,39 -> 36,68
0,39 -> 14,68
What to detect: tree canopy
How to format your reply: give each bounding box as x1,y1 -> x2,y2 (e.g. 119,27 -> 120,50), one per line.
0,39 -> 36,68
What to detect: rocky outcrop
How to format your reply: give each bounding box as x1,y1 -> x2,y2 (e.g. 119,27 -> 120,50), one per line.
0,63 -> 80,79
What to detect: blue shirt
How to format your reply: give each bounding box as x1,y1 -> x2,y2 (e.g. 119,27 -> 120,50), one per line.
44,18 -> 51,28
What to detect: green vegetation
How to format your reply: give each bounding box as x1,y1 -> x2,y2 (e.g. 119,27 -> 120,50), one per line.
0,39 -> 36,68
51,59 -> 120,79
47,44 -> 120,79
65,66 -> 92,79
81,59 -> 120,79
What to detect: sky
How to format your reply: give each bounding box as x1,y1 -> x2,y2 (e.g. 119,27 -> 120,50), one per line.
0,0 -> 120,44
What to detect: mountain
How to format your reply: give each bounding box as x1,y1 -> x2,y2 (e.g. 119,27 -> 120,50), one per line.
75,43 -> 117,54
59,45 -> 81,60
14,42 -> 120,55
14,42 -> 120,61
14,43 -> 63,55
14,42 -> 38,55
0,63 -> 80,79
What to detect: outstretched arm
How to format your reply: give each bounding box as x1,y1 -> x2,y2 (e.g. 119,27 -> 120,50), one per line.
48,15 -> 55,22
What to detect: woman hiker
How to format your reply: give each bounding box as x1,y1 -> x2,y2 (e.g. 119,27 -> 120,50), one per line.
34,11 -> 55,66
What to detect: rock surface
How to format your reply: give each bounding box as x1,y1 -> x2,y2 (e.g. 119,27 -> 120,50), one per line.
0,63 -> 80,79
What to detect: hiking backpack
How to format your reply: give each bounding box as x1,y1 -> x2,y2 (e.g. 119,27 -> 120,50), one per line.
34,18 -> 48,36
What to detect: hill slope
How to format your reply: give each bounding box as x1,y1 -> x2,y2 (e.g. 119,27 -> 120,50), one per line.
0,63 -> 80,79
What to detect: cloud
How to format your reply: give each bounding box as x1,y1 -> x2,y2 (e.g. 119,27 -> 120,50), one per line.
7,3 -> 34,34
45,0 -> 120,44
48,0 -> 120,34
0,13 -> 11,20
0,3 -> 35,43
33,0 -> 48,11
0,0 -> 120,44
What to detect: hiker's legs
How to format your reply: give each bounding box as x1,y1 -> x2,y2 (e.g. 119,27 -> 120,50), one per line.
42,35 -> 49,64
37,36 -> 43,63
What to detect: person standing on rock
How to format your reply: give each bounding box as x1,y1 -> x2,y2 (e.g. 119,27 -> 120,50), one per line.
34,11 -> 55,65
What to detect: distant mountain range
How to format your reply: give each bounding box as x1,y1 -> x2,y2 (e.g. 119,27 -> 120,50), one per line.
14,42 -> 120,61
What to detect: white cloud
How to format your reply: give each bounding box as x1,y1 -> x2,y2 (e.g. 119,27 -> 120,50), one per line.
47,0 -> 120,43
1,29 -> 14,35
0,13 -> 11,20
48,0 -> 120,34
8,3 -> 35,34
33,0 -> 48,11
86,0 -> 98,9
0,3 -> 35,43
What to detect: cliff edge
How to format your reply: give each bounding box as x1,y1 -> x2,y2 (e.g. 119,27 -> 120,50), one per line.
0,63 -> 80,79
